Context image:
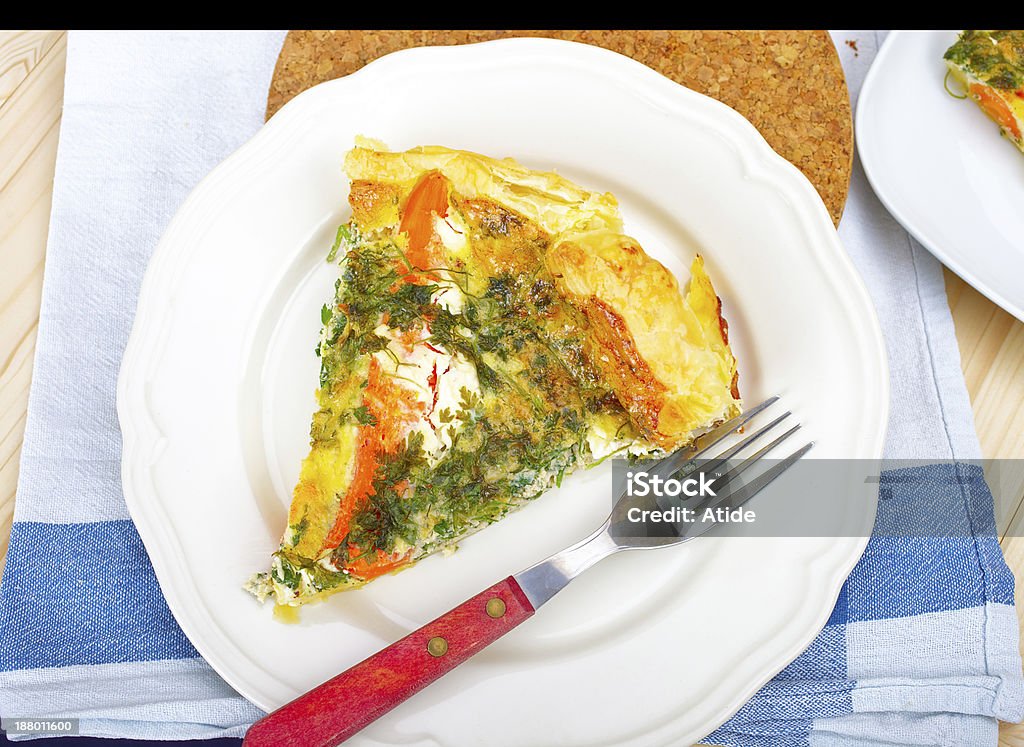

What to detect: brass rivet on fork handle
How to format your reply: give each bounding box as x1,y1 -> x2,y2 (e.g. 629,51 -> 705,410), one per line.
486,597 -> 506,618
426,636 -> 448,657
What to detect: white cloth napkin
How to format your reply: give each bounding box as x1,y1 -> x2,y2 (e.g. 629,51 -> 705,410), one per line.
831,30 -> 981,463
0,31 -> 285,739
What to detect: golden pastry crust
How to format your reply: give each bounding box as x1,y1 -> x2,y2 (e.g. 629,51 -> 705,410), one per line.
344,141 -> 621,236
348,179 -> 400,232
546,230 -> 740,450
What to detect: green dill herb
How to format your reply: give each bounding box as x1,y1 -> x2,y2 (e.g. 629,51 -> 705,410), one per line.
943,69 -> 968,99
352,405 -> 377,427
327,223 -> 354,263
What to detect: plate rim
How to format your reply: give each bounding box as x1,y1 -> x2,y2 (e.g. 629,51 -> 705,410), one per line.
118,37 -> 889,744
856,30 -> 1024,323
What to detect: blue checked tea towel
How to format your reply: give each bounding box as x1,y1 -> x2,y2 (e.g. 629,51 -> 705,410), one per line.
0,30 -> 1022,745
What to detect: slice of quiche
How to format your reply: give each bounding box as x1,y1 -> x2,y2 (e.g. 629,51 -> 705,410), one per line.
944,30 -> 1024,154
246,142 -> 741,608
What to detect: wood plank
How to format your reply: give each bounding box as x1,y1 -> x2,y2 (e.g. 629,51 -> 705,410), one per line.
0,32 -> 61,113
945,270 -> 1024,461
0,32 -> 65,579
1002,531 -> 1024,745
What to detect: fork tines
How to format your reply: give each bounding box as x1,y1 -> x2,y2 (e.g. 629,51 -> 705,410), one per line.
658,397 -> 813,523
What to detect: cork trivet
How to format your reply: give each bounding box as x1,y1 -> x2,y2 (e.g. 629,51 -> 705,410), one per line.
267,30 -> 851,226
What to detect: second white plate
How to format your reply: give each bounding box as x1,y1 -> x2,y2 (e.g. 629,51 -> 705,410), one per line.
118,39 -> 888,745
858,31 -> 1024,321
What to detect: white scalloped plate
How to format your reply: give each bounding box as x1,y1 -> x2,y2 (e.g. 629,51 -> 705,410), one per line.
858,31 -> 1024,322
118,39 -> 888,746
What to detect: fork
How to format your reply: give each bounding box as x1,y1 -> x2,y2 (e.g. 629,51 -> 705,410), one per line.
243,397 -> 810,747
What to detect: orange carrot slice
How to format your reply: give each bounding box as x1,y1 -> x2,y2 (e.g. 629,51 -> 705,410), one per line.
321,356 -> 425,561
398,171 -> 449,276
346,548 -> 414,580
971,84 -> 1022,139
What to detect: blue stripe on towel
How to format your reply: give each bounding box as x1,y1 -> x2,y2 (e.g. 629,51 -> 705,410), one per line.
839,464 -> 1015,623
0,520 -> 198,670
701,463 -> 1021,745
701,719 -> 814,747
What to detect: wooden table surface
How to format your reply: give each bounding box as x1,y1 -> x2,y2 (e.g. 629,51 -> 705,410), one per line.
1,31 -> 1022,743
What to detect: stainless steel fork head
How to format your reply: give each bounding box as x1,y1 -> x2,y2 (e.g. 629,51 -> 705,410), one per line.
514,398 -> 813,609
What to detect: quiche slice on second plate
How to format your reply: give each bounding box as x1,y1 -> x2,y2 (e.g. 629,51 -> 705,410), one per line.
945,30 -> 1024,154
246,142 -> 741,608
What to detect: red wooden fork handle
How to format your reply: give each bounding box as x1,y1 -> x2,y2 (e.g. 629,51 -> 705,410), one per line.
243,576 -> 535,747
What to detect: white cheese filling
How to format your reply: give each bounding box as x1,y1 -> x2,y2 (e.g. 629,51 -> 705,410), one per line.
372,318 -> 480,466
433,211 -> 469,257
